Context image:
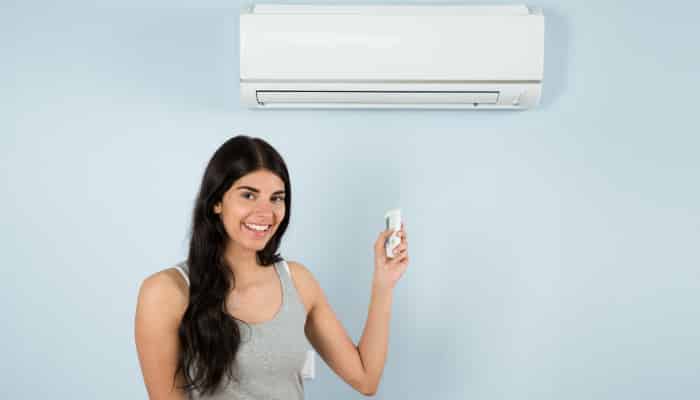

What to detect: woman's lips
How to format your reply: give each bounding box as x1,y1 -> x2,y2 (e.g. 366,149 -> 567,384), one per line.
242,223 -> 271,238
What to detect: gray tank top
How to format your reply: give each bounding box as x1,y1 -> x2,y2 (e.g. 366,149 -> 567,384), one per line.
174,259 -> 309,400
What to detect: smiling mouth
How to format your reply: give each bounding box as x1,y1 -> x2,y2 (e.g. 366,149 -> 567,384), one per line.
242,222 -> 272,237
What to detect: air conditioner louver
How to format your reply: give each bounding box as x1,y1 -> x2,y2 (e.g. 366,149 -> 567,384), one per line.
256,91 -> 500,106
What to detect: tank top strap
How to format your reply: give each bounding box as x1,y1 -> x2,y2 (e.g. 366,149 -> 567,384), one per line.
275,259 -> 309,319
273,259 -> 293,303
173,261 -> 190,286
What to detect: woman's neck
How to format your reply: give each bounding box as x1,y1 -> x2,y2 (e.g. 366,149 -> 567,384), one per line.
223,242 -> 267,283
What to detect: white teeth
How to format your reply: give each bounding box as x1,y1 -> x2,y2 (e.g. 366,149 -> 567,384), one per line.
244,223 -> 270,232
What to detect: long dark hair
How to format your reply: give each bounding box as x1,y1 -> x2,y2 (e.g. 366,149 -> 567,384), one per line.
174,135 -> 292,396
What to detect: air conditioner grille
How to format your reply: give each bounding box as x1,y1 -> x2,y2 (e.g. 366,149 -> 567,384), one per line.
256,90 -> 499,105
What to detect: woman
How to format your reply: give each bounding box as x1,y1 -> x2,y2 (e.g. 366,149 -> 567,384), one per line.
135,135 -> 409,399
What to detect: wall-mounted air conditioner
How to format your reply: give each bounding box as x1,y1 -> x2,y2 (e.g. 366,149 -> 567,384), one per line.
240,4 -> 544,109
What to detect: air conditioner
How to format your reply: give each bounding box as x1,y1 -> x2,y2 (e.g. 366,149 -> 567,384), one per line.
240,4 -> 544,109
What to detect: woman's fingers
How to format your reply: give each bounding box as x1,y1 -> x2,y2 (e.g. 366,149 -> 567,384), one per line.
377,227 -> 409,262
374,229 -> 393,253
393,243 -> 408,255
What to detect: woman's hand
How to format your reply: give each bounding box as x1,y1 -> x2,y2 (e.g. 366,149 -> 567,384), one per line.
372,224 -> 409,292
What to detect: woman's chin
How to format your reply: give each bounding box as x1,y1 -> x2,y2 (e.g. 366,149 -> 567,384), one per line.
228,237 -> 269,253
242,239 -> 270,252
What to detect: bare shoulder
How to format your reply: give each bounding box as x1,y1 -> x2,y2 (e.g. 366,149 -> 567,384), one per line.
135,268 -> 190,399
286,260 -> 321,315
136,267 -> 189,322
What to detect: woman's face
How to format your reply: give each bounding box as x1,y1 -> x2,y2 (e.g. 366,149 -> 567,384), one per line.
213,169 -> 286,253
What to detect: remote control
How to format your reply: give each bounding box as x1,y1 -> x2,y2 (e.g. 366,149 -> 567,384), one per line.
384,209 -> 402,258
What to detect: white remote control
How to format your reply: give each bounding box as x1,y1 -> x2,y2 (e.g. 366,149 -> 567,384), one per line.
384,209 -> 402,258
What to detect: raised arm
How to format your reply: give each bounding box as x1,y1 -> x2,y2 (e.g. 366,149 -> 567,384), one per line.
135,270 -> 189,400
291,227 -> 408,397
290,261 -> 373,396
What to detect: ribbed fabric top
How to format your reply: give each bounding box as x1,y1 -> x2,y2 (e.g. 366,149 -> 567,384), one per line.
174,259 -> 309,400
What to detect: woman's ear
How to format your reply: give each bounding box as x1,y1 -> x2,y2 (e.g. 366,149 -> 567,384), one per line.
213,202 -> 222,214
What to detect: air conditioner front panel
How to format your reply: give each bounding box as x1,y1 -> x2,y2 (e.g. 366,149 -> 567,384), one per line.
240,12 -> 543,82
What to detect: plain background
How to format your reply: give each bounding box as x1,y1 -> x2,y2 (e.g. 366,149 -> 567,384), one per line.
2,0 -> 698,399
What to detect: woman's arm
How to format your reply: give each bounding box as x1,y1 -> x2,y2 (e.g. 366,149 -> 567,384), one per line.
357,288 -> 392,395
357,284 -> 394,395
135,271 -> 189,400
293,262 -> 371,395
295,226 -> 409,396
358,227 -> 409,394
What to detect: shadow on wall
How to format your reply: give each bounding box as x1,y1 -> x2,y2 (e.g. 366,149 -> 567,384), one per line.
540,7 -> 570,110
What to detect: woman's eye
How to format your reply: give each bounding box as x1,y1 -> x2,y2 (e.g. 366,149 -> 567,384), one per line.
242,192 -> 255,200
272,196 -> 285,203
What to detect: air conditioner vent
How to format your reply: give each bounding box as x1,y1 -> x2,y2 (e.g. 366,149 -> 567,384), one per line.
256,91 -> 500,105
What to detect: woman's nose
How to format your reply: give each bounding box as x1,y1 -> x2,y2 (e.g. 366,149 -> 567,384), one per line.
253,202 -> 274,214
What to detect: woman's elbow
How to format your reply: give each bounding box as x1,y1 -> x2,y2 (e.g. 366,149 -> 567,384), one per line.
360,381 -> 378,397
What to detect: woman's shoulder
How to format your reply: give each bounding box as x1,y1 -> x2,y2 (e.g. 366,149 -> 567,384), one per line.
285,260 -> 312,277
284,260 -> 320,314
137,265 -> 189,320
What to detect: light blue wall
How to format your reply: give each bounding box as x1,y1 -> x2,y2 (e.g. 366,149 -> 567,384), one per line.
2,1 -> 698,399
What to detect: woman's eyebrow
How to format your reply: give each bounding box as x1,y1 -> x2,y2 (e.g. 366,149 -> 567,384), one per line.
235,186 -> 286,195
